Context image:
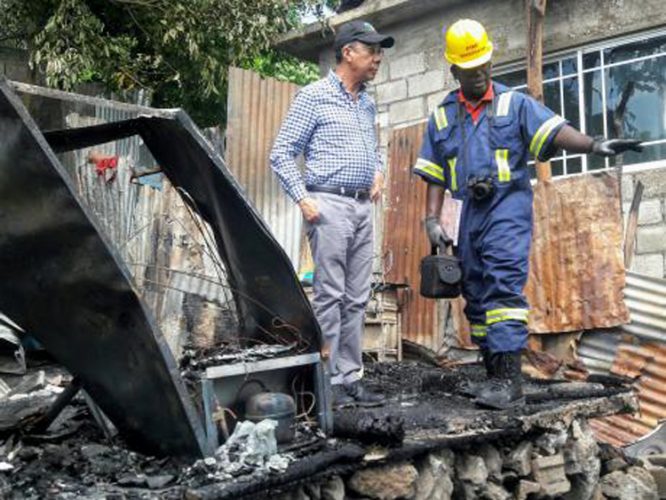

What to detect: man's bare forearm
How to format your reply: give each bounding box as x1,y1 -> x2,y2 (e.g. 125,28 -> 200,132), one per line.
553,124 -> 594,154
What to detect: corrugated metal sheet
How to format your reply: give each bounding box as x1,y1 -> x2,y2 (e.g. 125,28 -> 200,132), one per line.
526,172 -> 630,333
582,271 -> 666,447
623,272 -> 666,341
61,108 -> 235,356
225,66 -> 303,268
382,124 -> 438,350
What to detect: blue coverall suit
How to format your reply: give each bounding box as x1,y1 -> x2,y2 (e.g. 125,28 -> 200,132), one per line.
413,82 -> 567,354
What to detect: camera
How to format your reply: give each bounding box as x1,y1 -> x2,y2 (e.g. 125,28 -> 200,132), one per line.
467,175 -> 495,201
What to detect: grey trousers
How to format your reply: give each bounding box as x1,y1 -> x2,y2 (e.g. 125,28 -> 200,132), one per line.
306,192 -> 373,386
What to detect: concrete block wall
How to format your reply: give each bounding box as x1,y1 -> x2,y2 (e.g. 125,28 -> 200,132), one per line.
624,170 -> 666,279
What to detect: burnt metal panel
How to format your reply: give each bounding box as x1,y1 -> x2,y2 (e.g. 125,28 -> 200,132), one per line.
0,79 -> 207,457
225,67 -> 303,268
134,113 -> 321,349
0,77 -> 322,456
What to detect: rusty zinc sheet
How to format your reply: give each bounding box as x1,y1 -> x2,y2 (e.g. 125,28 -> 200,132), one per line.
583,271 -> 666,447
64,112 -> 235,356
526,172 -> 630,333
590,341 -> 666,447
225,67 -> 303,267
383,124 -> 439,350
383,124 -> 629,350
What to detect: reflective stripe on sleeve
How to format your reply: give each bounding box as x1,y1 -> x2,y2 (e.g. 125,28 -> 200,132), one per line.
414,157 -> 445,182
486,308 -> 529,325
529,115 -> 566,158
496,92 -> 513,117
495,149 -> 511,183
447,157 -> 458,191
471,324 -> 487,338
434,106 -> 448,131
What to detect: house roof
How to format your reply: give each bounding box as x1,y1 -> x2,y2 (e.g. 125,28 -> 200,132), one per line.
275,0 -> 459,62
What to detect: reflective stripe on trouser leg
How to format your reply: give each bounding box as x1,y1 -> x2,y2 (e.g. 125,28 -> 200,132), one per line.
479,188 -> 533,353
470,324 -> 487,348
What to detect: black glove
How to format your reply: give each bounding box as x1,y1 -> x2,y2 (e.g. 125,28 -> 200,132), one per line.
425,215 -> 452,247
591,137 -> 643,157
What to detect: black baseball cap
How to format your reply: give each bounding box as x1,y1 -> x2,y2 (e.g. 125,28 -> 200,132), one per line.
334,21 -> 395,51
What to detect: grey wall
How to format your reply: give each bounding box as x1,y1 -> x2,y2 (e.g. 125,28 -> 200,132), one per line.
0,47 -> 30,82
315,0 -> 666,279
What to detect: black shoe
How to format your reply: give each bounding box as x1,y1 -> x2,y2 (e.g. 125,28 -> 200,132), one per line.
474,351 -> 525,410
332,384 -> 355,409
345,381 -> 385,407
459,348 -> 493,397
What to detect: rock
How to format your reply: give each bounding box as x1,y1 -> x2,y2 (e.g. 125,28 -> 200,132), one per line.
415,453 -> 454,500
456,454 -> 488,485
146,474 -> 174,489
348,462 -> 418,500
117,473 -> 147,487
601,467 -> 659,499
481,482 -> 511,500
320,476 -> 345,500
480,444 -> 503,481
433,448 -> 456,468
303,481 -> 321,500
457,483 -> 477,500
564,420 -> 600,475
504,441 -> 533,477
516,480 -> 541,500
535,428 -> 568,455
604,457 -> 629,474
563,420 -> 601,500
277,487 -> 309,500
641,457 -> 666,500
627,467 -> 659,498
532,453 -> 571,496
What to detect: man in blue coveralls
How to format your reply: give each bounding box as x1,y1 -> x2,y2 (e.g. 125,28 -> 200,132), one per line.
414,19 -> 642,409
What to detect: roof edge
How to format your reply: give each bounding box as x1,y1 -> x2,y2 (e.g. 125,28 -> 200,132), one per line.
274,0 -> 460,62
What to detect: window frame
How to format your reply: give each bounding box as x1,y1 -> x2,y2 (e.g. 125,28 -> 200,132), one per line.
494,27 -> 666,177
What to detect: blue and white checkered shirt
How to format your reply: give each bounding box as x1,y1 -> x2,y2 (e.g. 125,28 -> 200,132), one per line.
270,70 -> 383,202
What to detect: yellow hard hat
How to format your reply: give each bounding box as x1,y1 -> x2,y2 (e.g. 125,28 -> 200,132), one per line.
444,19 -> 493,69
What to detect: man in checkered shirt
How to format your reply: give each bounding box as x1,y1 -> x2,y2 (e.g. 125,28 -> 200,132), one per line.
270,21 -> 394,409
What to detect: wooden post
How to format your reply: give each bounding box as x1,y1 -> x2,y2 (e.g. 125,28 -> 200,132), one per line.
526,0 -> 551,181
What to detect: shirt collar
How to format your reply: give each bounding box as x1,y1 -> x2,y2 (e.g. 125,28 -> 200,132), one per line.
328,70 -> 367,99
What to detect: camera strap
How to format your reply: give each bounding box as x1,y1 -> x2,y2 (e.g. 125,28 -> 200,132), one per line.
456,85 -> 499,188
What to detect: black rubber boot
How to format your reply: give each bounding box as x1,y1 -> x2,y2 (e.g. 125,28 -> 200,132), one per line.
458,348 -> 494,397
345,381 -> 385,408
474,351 -> 525,410
332,384 -> 355,410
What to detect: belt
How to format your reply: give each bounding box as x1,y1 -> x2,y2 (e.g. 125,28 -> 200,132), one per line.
306,185 -> 370,200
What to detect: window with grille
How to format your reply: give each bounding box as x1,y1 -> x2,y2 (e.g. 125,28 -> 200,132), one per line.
495,31 -> 666,177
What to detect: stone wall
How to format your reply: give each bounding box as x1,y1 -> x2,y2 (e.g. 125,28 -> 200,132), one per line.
276,418 -> 661,500
314,0 -> 666,279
